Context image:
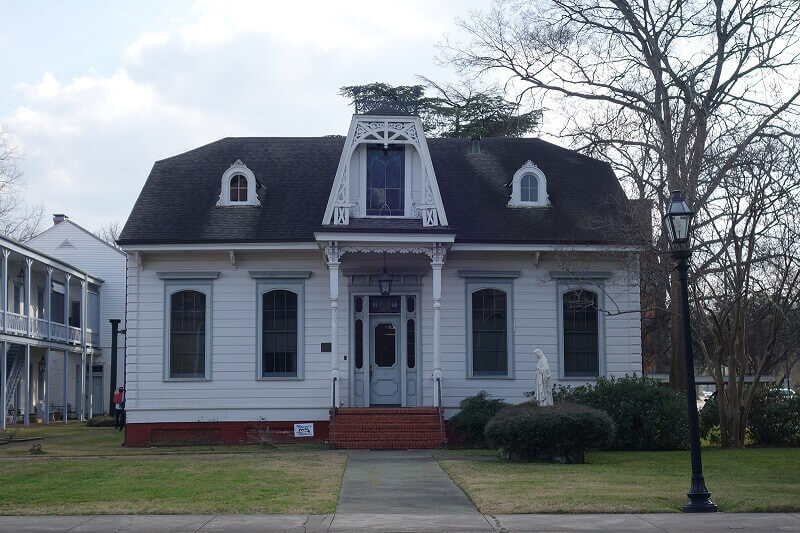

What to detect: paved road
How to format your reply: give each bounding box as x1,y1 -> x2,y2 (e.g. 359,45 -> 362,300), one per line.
2,450 -> 800,531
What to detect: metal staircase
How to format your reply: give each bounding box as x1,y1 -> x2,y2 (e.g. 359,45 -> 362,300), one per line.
5,345 -> 24,413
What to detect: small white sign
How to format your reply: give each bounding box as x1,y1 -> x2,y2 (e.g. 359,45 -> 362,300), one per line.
294,423 -> 314,438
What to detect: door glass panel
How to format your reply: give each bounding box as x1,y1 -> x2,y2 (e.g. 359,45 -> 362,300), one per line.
374,323 -> 397,367
407,319 -> 415,369
369,295 -> 401,314
355,319 -> 363,369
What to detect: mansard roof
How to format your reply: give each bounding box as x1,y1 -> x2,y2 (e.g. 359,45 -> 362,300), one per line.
118,136 -> 640,246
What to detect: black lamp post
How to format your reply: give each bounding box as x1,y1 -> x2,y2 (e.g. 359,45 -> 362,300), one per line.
663,190 -> 718,513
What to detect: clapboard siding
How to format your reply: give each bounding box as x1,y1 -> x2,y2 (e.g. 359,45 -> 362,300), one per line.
125,249 -> 641,423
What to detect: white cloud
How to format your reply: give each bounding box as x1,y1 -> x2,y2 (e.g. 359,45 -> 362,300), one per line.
1,0 -> 478,231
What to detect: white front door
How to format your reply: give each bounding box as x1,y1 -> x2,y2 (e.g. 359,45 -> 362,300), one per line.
369,316 -> 401,405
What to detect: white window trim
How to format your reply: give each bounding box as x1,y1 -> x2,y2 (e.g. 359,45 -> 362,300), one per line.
163,280 -> 213,382
255,278 -> 305,380
508,160 -> 549,207
464,276 -> 516,379
216,159 -> 260,207
556,281 -> 606,380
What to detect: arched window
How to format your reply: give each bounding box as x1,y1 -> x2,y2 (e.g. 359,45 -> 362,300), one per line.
520,174 -> 538,202
230,174 -> 248,202
562,289 -> 599,377
509,160 -> 548,207
366,145 -> 405,216
169,290 -> 207,379
216,159 -> 260,206
471,288 -> 508,376
262,289 -> 298,377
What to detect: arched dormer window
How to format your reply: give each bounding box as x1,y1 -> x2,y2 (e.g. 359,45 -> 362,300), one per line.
509,160 -> 549,207
216,159 -> 260,207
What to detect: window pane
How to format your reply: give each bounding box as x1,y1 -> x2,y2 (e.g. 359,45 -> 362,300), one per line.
563,290 -> 599,377
407,319 -> 415,369
471,289 -> 508,376
355,319 -> 363,369
374,323 -> 397,367
262,290 -> 298,377
366,145 -> 405,216
521,174 -> 538,202
169,290 -> 206,379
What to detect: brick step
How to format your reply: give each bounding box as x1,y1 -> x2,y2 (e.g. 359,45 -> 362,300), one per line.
335,434 -> 440,442
334,408 -> 439,415
335,441 -> 441,449
333,423 -> 441,430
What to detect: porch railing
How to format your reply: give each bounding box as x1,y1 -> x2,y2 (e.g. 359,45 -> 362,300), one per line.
436,377 -> 445,448
68,326 -> 82,344
30,318 -> 49,339
50,323 -> 68,342
330,376 -> 338,449
5,312 -> 27,335
88,330 -> 99,347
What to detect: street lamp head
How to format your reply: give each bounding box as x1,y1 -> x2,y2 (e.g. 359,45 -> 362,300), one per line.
664,190 -> 694,246
377,252 -> 392,296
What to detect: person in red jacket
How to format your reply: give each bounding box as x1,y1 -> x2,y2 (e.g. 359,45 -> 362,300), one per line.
113,387 -> 125,431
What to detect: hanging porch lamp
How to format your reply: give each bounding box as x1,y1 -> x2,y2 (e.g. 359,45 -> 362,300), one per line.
377,252 -> 393,296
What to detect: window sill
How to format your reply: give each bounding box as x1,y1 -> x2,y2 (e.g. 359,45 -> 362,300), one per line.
467,374 -> 515,380
163,377 -> 212,382
257,375 -> 303,381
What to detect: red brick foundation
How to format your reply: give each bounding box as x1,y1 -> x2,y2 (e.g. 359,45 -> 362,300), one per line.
126,420 -> 330,447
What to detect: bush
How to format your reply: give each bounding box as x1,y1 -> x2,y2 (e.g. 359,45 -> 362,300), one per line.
85,416 -> 115,427
554,375 -> 688,451
748,389 -> 800,447
448,391 -> 508,448
484,401 -> 615,463
699,393 -> 719,440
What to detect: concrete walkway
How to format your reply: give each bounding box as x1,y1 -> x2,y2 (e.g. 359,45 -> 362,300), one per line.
2,512 -> 800,532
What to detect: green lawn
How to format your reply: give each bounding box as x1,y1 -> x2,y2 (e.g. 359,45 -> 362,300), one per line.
0,424 -> 347,515
439,448 -> 800,514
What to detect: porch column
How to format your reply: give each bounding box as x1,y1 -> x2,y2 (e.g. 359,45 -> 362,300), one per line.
87,354 -> 93,419
324,243 -> 343,407
45,267 -> 53,339
429,244 -> 446,407
24,258 -> 32,334
64,273 -> 71,334
1,341 -> 6,429
79,279 -> 87,421
1,248 -> 8,332
63,350 -> 68,424
23,344 -> 30,427
43,347 -> 50,425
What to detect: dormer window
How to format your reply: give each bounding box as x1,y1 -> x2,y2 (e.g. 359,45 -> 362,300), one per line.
217,160 -> 260,207
509,160 -> 549,207
230,174 -> 248,202
367,145 -> 405,216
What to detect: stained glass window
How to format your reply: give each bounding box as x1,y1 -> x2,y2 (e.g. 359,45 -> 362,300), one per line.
367,145 -> 404,216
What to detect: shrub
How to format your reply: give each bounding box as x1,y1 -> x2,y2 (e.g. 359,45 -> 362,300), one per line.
699,393 -> 719,440
85,416 -> 115,427
748,389 -> 800,447
484,401 -> 615,463
448,391 -> 508,448
554,375 -> 689,450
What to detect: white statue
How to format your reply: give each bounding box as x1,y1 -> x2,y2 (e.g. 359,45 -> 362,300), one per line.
533,349 -> 553,406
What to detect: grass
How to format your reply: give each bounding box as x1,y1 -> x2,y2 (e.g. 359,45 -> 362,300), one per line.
0,423 -> 326,457
439,447 -> 800,514
0,424 -> 347,515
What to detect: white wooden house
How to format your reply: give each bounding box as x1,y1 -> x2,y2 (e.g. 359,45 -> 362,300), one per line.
118,106 -> 644,447
0,219 -> 122,429
26,216 -> 127,417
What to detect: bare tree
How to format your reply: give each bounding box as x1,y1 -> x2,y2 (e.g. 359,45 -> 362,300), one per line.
444,0 -> 800,392
0,128 -> 44,241
95,220 -> 122,248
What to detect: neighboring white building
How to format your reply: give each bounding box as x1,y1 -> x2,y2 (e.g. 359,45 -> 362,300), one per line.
118,106 -> 644,447
26,216 -> 126,417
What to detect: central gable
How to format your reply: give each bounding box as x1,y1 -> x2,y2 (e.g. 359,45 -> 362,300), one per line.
322,115 -> 449,227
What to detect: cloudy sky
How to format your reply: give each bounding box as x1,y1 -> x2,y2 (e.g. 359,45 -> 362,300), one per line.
0,0 -> 488,233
